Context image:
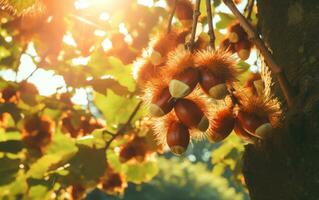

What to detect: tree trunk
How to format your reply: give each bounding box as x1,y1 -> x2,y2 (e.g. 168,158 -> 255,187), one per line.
242,0 -> 319,199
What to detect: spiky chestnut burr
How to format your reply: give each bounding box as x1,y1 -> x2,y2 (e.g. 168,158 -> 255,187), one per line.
228,22 -> 247,43
195,49 -> 239,99
208,107 -> 235,142
232,84 -> 282,139
244,72 -> 264,96
220,38 -> 236,54
235,39 -> 252,60
133,58 -> 161,86
163,48 -> 199,98
167,0 -> 193,27
149,29 -> 189,66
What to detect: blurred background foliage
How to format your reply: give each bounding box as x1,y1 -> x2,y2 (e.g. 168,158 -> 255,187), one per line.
0,0 -> 258,199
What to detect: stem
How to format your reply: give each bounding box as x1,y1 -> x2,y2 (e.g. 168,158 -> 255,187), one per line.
205,0 -> 215,50
167,0 -> 178,33
222,0 -> 294,107
188,0 -> 201,52
104,101 -> 143,151
85,89 -> 92,113
244,0 -> 254,20
25,67 -> 38,81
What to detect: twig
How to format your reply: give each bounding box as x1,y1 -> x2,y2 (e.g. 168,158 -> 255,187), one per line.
103,129 -> 115,136
167,0 -> 178,33
205,0 -> 216,50
222,0 -> 294,107
85,89 -> 92,113
104,101 -> 143,151
244,0 -> 254,20
187,0 -> 201,51
69,14 -> 108,31
25,67 -> 38,81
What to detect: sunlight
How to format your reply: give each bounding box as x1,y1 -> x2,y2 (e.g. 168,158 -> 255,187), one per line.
137,0 -> 154,7
72,56 -> 90,66
94,29 -> 107,37
0,69 -> 16,82
101,38 -> 113,51
28,69 -> 66,96
4,36 -> 12,43
63,33 -> 77,47
74,0 -> 89,9
99,12 -> 110,21
71,88 -> 88,105
119,23 -> 129,35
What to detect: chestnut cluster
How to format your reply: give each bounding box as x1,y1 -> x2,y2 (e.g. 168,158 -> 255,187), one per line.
210,72 -> 281,143
66,166 -> 127,198
61,112 -> 105,138
146,48 -> 243,155
167,0 -> 193,28
0,81 -> 39,105
135,32 -> 241,155
132,1 -> 281,155
135,33 -> 281,155
230,74 -> 282,143
119,134 -> 158,163
0,86 -> 19,103
22,115 -> 55,152
221,22 -> 253,60
99,166 -> 127,195
0,113 -> 9,128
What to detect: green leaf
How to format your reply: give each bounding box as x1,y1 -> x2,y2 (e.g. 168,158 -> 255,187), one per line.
26,155 -> 66,179
67,144 -> 107,183
28,185 -> 50,200
0,103 -> 21,123
1,0 -> 42,15
88,49 -> 121,76
0,46 -> 11,61
94,90 -> 143,128
0,174 -> 28,198
0,140 -> 23,153
75,131 -> 106,149
27,133 -> 78,179
88,49 -> 136,91
0,156 -> 20,186
46,133 -> 78,156
214,0 -> 221,7
124,161 -> 159,184
216,12 -> 236,29
87,77 -> 130,96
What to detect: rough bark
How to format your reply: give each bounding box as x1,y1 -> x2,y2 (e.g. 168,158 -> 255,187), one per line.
242,0 -> 319,200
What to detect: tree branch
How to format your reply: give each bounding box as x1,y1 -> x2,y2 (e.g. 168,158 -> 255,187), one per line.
187,0 -> 201,51
222,0 -> 294,107
167,0 -> 178,33
205,0 -> 215,50
104,101 -> 143,151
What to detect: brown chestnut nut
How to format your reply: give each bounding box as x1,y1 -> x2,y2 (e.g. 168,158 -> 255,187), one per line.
167,121 -> 190,155
149,87 -> 175,117
174,98 -> 209,132
199,69 -> 228,100
169,67 -> 199,98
